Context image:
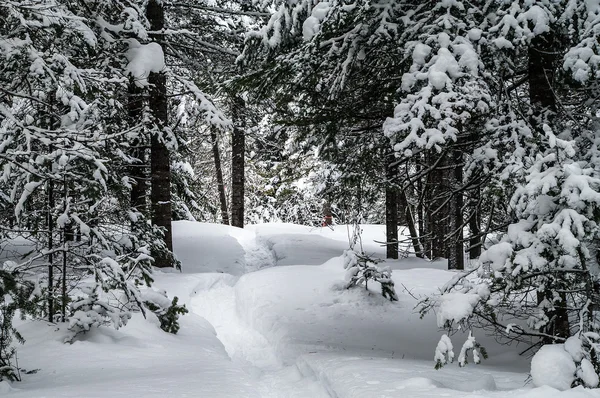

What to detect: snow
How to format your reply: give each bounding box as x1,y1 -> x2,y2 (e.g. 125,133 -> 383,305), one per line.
302,2 -> 331,41
125,39 -> 165,87
531,344 -> 576,391
7,221 -> 600,397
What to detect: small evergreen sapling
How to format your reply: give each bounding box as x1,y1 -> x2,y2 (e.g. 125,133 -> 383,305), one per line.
0,268 -> 38,382
143,294 -> 188,334
342,250 -> 398,301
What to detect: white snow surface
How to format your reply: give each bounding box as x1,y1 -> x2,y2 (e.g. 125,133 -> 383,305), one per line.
125,39 -> 165,87
531,344 -> 576,391
8,221 -> 600,397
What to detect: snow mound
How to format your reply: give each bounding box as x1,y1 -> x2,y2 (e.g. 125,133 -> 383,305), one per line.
125,39 -> 165,87
531,344 -> 576,390
172,221 -> 256,274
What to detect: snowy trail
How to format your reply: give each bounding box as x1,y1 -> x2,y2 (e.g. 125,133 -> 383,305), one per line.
189,279 -> 333,398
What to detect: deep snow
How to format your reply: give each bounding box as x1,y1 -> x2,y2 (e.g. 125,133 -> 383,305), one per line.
6,221 -> 600,397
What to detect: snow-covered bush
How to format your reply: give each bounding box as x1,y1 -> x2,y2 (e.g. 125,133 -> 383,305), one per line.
0,268 -> 38,381
530,337 -> 600,390
342,250 -> 398,301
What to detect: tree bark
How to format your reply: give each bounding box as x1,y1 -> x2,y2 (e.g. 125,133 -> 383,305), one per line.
47,177 -> 54,322
427,149 -> 463,269
468,189 -> 482,260
128,82 -> 147,214
450,149 -> 464,270
428,152 -> 449,261
231,97 -> 245,228
211,128 -> 229,225
529,33 -> 557,113
323,201 -> 333,226
147,0 -> 173,267
385,154 -> 399,259
399,192 -> 423,258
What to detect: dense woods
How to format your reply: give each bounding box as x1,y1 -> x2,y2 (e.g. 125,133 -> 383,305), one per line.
3,0 -> 600,390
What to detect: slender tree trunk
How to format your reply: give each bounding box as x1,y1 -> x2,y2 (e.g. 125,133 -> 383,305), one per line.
468,189 -> 482,259
399,192 -> 423,258
211,128 -> 229,225
47,177 -> 54,322
417,166 -> 425,256
231,97 -> 245,228
385,154 -> 399,259
147,0 -> 173,266
128,82 -> 146,214
529,33 -> 557,112
429,152 -> 448,261
323,201 -> 333,226
61,177 -> 71,322
450,149 -> 464,270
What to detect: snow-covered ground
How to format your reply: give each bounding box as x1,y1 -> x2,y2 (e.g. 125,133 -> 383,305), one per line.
5,221 -> 600,397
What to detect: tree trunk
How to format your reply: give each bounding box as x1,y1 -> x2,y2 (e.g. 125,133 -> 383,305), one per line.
231,97 -> 245,228
428,149 -> 463,269
323,201 -> 333,226
385,154 -> 399,259
128,82 -> 146,214
47,177 -> 54,322
211,128 -> 229,225
399,192 -> 423,258
450,149 -> 464,270
468,189 -> 482,259
147,0 -> 173,267
429,152 -> 448,261
529,33 -> 557,113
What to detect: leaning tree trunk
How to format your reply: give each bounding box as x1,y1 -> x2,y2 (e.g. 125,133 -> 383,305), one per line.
147,0 -> 173,267
211,128 -> 229,225
385,153 -> 399,259
230,97 -> 245,228
399,191 -> 423,258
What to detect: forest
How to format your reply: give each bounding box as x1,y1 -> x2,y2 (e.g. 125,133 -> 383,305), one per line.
2,0 -> 600,396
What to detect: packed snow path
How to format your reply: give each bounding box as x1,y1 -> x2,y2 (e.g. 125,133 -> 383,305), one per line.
189,276 -> 332,398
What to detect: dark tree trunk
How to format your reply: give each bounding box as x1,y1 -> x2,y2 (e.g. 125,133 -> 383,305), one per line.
211,128 -> 229,225
147,0 -> 173,267
399,191 -> 423,258
449,149 -> 464,270
128,82 -> 147,214
323,201 -> 333,226
428,152 -> 449,261
529,33 -> 557,113
47,178 -> 54,322
385,154 -> 399,259
231,97 -> 245,228
428,150 -> 464,269
468,189 -> 482,260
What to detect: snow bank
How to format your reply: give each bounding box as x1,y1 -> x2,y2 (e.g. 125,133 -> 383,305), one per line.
10,310 -> 260,397
233,254 -> 515,367
248,223 -> 414,266
172,220 -> 260,274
